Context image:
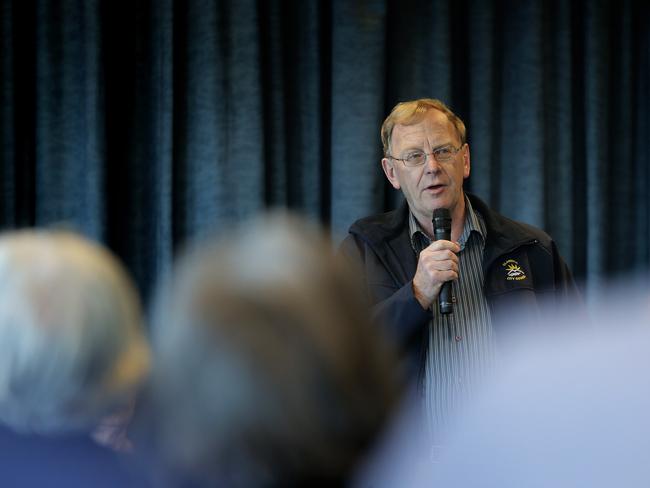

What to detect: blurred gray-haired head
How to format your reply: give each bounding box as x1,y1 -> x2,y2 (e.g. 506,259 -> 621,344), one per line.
0,230 -> 150,435
148,212 -> 400,485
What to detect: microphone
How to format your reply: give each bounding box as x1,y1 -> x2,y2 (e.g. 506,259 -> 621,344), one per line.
432,208 -> 453,315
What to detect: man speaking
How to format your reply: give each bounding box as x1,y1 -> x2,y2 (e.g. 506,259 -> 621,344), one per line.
340,98 -> 579,435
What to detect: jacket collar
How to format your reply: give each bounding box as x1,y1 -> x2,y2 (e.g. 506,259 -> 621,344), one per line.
348,199 -> 409,245
348,193 -> 539,285
349,200 -> 417,285
350,193 -> 533,247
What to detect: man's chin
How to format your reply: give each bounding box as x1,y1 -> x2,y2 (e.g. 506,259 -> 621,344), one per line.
423,194 -> 450,212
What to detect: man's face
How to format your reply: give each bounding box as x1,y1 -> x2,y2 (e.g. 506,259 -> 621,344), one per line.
381,109 -> 470,228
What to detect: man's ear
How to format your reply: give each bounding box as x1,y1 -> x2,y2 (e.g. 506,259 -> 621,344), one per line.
381,158 -> 401,190
462,144 -> 471,179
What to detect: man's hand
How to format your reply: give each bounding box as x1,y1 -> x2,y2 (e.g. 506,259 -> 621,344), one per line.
412,240 -> 460,310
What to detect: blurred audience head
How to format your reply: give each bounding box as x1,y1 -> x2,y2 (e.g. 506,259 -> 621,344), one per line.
0,230 -> 150,436
146,211 -> 400,486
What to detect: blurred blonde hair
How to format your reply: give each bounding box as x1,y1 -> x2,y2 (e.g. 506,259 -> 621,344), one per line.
0,231 -> 150,434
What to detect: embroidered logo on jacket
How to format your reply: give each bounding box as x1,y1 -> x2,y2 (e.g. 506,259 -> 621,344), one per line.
502,259 -> 527,281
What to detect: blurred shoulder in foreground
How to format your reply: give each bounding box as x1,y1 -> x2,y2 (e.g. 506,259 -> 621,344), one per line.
361,278 -> 650,487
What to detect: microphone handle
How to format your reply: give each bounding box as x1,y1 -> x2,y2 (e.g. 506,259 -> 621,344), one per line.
439,281 -> 453,315
433,217 -> 453,315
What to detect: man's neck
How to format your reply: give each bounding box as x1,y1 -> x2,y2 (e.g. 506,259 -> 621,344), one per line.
414,195 -> 467,243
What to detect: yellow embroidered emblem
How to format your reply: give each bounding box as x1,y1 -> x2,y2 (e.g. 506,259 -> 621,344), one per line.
502,259 -> 527,281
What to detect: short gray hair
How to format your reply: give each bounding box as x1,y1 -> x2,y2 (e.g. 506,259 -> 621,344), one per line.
0,231 -> 150,434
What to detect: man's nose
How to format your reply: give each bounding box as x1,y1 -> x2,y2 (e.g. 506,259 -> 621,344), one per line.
424,153 -> 441,172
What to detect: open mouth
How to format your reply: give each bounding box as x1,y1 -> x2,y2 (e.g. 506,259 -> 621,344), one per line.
425,184 -> 445,192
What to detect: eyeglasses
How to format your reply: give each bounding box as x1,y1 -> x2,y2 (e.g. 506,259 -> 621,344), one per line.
388,144 -> 464,167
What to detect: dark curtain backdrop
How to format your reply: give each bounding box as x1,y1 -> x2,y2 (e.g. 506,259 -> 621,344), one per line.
1,0 -> 648,301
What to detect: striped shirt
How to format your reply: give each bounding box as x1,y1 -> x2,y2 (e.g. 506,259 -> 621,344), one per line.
409,196 -> 497,438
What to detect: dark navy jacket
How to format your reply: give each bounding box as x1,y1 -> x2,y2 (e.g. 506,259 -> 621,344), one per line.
0,426 -> 149,487
339,193 -> 580,377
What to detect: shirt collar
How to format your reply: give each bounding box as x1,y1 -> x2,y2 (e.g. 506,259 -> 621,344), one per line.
408,195 -> 486,252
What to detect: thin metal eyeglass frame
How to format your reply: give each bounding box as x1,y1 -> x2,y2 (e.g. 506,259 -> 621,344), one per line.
387,143 -> 465,167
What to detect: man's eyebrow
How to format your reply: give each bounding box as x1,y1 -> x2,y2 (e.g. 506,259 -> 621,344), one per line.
401,142 -> 453,153
432,142 -> 454,150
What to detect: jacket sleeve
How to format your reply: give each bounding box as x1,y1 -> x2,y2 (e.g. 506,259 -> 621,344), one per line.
551,240 -> 583,305
338,234 -> 430,349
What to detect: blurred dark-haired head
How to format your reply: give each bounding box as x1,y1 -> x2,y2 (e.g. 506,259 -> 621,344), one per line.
143,212 -> 401,486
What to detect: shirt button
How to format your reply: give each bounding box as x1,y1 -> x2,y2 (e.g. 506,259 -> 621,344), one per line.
455,335 -> 462,342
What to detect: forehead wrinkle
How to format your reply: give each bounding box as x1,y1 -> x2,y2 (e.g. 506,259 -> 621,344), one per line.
392,124 -> 427,152
392,114 -> 457,154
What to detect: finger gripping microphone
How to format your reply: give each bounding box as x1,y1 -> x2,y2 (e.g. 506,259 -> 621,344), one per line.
432,208 -> 453,315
